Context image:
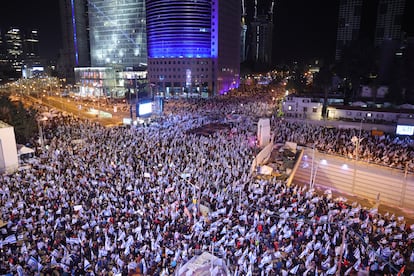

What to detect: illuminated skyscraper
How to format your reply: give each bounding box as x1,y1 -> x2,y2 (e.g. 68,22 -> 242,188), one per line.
375,0 -> 405,46
5,28 -> 23,73
240,0 -> 248,63
24,30 -> 40,60
88,0 -> 147,68
248,0 -> 275,70
146,0 -> 240,96
335,0 -> 363,61
0,30 -> 3,59
335,0 -> 406,61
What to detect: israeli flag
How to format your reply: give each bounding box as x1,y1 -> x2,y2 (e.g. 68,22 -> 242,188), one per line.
289,264 -> 299,274
84,258 -> 91,270
27,256 -> 43,271
4,234 -> 17,245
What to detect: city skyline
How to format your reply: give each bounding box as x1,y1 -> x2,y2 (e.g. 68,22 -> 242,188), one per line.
0,0 -> 413,65
0,1 -> 62,61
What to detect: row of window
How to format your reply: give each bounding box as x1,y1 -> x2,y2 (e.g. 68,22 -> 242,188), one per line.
346,111 -> 385,118
149,74 -> 209,79
149,60 -> 209,65
149,67 -> 209,72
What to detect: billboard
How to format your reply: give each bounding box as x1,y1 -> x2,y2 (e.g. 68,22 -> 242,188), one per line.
137,102 -> 152,117
396,125 -> 414,136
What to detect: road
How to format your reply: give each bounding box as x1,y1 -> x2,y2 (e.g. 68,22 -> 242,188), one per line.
28,95 -> 131,126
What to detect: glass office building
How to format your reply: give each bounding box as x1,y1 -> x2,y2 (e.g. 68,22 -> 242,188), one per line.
146,0 -> 240,97
88,0 -> 147,68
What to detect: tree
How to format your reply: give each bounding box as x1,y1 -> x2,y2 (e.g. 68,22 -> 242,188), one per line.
0,95 -> 38,144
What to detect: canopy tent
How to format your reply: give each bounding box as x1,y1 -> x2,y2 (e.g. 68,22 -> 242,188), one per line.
17,145 -> 35,156
176,252 -> 230,276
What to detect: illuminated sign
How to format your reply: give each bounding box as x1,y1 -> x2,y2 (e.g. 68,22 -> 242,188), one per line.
138,102 -> 152,116
396,125 -> 414,136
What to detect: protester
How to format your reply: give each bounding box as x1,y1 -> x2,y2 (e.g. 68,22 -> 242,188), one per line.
0,93 -> 413,275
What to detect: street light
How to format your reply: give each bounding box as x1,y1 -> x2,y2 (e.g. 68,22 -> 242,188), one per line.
37,117 -> 48,149
309,145 -> 316,189
354,118 -> 365,161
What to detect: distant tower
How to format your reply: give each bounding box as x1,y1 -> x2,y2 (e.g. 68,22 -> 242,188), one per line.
0,29 -> 4,59
249,0 -> 275,70
59,0 -> 90,83
5,28 -> 24,73
375,0 -> 406,46
24,29 -> 40,60
88,0 -> 147,68
335,0 -> 363,61
335,0 -> 405,61
240,0 -> 248,63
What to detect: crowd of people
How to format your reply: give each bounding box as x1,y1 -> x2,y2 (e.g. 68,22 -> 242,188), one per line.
272,120 -> 414,172
0,93 -> 413,275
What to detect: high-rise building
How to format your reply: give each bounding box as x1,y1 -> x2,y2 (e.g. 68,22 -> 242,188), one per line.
335,0 -> 363,61
24,30 -> 40,60
146,0 -> 240,96
5,28 -> 24,73
375,0 -> 406,46
335,0 -> 406,61
59,0 -> 90,83
0,29 -> 3,59
88,0 -> 147,68
240,0 -> 248,63
248,0 -> 275,70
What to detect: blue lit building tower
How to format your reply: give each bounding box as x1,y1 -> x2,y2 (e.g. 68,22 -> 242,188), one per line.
88,0 -> 147,68
146,0 -> 240,97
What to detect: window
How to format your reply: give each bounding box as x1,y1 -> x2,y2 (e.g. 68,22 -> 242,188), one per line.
312,107 -> 318,113
303,107 -> 308,112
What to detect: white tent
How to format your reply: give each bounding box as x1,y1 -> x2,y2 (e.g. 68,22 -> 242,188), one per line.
17,145 -> 35,156
176,252 -> 230,276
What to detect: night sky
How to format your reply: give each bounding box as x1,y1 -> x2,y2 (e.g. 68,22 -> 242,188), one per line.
0,0 -> 62,61
0,0 -> 412,65
272,0 -> 340,64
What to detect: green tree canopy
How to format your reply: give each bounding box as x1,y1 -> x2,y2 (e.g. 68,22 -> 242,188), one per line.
0,95 -> 38,144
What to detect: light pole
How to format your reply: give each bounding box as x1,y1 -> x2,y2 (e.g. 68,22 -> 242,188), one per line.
356,118 -> 364,161
37,117 -> 48,149
309,145 -> 319,189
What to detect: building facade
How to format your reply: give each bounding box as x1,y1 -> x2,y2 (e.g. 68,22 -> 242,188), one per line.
248,0 -> 275,70
335,0 -> 363,61
375,0 -> 406,47
59,0 -> 90,83
5,28 -> 24,73
146,0 -> 240,97
335,0 -> 406,61
88,0 -> 147,68
24,30 -> 40,61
